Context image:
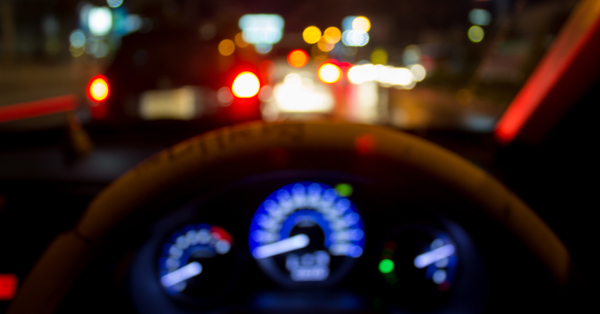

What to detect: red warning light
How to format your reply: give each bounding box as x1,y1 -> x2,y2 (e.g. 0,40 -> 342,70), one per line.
0,274 -> 18,300
87,75 -> 110,102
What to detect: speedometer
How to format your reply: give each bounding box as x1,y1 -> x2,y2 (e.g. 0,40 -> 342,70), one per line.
249,182 -> 365,287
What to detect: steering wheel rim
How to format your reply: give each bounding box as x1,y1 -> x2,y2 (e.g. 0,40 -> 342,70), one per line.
7,121 -> 571,314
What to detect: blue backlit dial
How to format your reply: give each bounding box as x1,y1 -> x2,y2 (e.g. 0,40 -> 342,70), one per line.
158,224 -> 236,303
249,182 -> 366,287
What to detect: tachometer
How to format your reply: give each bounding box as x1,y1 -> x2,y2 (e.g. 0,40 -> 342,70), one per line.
158,223 -> 237,304
379,225 -> 459,309
249,182 -> 365,287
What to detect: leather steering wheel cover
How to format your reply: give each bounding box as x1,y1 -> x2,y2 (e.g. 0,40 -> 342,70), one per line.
8,121 -> 571,314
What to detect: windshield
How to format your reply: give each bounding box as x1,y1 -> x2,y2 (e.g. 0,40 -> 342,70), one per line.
0,0 -> 578,133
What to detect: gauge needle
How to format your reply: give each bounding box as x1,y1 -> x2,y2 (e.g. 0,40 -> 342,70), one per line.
253,234 -> 310,259
413,244 -> 455,269
160,261 -> 203,288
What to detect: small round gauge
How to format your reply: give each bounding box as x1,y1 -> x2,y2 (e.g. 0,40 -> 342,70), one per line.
249,182 -> 366,287
378,225 -> 458,308
158,223 -> 237,304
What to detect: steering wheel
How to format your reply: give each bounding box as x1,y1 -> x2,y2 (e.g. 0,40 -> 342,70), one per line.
7,121 -> 573,313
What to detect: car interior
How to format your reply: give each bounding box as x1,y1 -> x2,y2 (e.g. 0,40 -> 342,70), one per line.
0,0 -> 598,313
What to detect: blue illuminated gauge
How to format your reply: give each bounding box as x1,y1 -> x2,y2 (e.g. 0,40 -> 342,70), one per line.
158,224 -> 236,303
379,226 -> 458,308
249,182 -> 366,287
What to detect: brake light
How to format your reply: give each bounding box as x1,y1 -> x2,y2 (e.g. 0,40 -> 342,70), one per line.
87,75 -> 110,102
232,72 -> 260,98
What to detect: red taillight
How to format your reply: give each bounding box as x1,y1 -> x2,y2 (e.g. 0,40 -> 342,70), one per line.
0,274 -> 18,300
87,75 -> 110,102
231,72 -> 260,98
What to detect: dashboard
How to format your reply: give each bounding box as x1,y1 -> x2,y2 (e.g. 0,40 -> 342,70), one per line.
6,122 -> 569,314
121,171 -> 545,314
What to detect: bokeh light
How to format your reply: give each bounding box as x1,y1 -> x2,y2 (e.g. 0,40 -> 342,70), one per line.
335,183 -> 353,197
347,66 -> 363,84
93,42 -> 109,58
239,14 -> 284,45
255,43 -> 273,54
317,38 -> 335,52
342,16 -> 357,31
88,75 -> 109,102
232,72 -> 260,98
468,25 -> 485,43
469,9 -> 492,26
234,32 -> 249,48
258,85 -> 273,102
371,48 -> 388,65
379,259 -> 394,274
318,63 -> 342,84
352,16 -> 371,32
272,73 -> 334,113
323,27 -> 342,44
348,63 -> 419,88
69,45 -> 85,57
218,39 -> 235,56
69,30 -> 86,49
217,87 -> 234,106
303,26 -> 321,44
106,0 -> 123,8
403,45 -> 421,66
410,64 -> 426,82
88,6 -> 112,36
287,49 -> 309,68
342,30 -> 369,47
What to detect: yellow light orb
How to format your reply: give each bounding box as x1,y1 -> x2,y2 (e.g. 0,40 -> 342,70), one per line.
352,16 -> 371,32
303,26 -> 322,44
232,72 -> 260,98
318,63 -> 342,84
323,27 -> 341,44
371,48 -> 388,64
468,25 -> 485,43
218,39 -> 235,56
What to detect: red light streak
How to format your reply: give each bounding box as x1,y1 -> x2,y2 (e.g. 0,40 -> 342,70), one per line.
0,95 -> 77,124
495,3 -> 600,144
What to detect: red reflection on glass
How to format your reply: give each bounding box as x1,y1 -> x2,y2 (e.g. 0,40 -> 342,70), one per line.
0,274 -> 18,300
355,134 -> 375,155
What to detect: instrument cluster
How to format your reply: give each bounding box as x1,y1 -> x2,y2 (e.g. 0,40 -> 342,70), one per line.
128,174 -> 487,313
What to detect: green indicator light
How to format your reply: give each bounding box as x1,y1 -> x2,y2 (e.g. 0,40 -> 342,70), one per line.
379,259 -> 395,274
335,183 -> 353,197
